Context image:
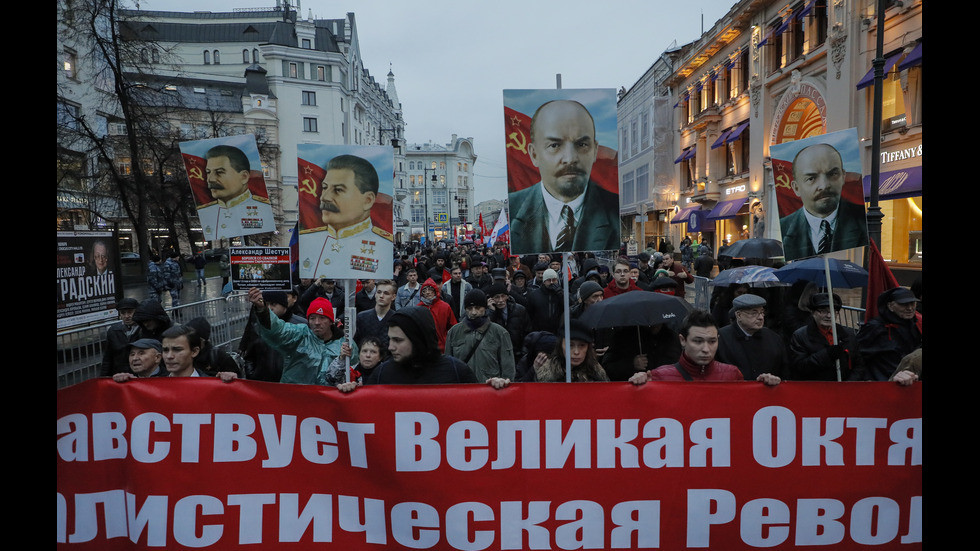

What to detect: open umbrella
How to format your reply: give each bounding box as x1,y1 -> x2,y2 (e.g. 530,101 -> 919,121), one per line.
579,291 -> 691,330
718,238 -> 784,259
774,256 -> 868,288
709,265 -> 786,288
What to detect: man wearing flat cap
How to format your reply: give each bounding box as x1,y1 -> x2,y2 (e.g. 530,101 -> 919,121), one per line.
110,338 -> 166,382
788,293 -> 865,381
716,293 -> 787,381
856,287 -> 921,381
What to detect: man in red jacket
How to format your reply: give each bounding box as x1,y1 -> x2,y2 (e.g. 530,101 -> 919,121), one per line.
628,309 -> 781,385
418,278 -> 457,353
603,258 -> 643,298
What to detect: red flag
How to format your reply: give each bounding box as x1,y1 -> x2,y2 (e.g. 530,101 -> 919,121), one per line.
479,213 -> 487,236
864,239 -> 900,322
504,105 -> 619,195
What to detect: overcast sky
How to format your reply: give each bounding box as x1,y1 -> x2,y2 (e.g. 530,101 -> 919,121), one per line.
139,0 -> 738,204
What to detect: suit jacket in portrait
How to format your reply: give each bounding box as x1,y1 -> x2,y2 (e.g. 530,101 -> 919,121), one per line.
778,200 -> 869,261
509,181 -> 620,254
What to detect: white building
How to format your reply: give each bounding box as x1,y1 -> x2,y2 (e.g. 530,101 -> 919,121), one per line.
403,135 -> 477,243
117,3 -> 405,246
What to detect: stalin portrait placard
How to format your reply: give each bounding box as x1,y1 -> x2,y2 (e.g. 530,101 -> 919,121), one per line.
297,145 -> 394,280
179,134 -> 276,242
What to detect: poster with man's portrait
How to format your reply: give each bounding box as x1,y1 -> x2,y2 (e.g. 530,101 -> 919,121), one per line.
297,145 -> 394,280
503,89 -> 620,255
770,128 -> 869,262
179,134 -> 276,242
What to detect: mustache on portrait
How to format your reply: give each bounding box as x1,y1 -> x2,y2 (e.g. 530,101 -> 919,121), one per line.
320,202 -> 341,213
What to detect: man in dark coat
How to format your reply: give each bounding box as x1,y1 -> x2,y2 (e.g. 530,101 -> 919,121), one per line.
345,306 -> 477,387
525,269 -> 565,334
716,294 -> 786,381
855,287 -> 921,381
100,297 -> 142,377
487,283 -> 530,361
788,293 -> 864,381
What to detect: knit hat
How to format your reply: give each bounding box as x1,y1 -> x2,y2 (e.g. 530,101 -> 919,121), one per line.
543,268 -> 559,282
263,291 -> 288,307
487,283 -> 509,298
578,280 -> 603,301
307,297 -> 335,321
464,289 -> 488,309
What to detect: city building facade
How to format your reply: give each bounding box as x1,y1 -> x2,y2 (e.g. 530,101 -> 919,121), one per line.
113,2 -> 405,249
404,135 -> 477,244
624,0 -> 922,282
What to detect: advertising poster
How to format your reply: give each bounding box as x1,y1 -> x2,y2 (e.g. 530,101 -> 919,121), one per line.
57,231 -> 121,328
770,128 -> 869,261
503,89 -> 620,255
179,134 -> 276,242
297,145 -> 394,280
229,247 -> 292,291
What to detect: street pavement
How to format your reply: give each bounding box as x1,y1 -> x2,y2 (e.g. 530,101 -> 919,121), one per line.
121,273 -> 233,307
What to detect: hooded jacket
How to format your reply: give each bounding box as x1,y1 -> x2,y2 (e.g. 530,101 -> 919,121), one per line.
132,299 -> 173,341
364,306 -> 477,385
417,278 -> 456,353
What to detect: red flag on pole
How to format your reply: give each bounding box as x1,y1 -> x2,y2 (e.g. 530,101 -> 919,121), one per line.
864,239 -> 900,322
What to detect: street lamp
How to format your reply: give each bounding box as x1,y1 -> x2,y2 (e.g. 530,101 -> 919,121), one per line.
422,167 -> 437,244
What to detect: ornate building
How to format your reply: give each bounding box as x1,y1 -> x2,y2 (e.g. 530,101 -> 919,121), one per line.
403,135 -> 477,244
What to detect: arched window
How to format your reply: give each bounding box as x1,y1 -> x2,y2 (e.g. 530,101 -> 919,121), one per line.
243,49 -> 249,63
252,49 -> 259,63
213,50 -> 220,64
203,50 -> 210,64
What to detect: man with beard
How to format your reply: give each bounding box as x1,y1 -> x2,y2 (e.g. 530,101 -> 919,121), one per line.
778,143 -> 869,260
299,154 -> 392,278
508,99 -> 619,253
247,286 -> 356,385
447,289 -> 515,383
338,306 -> 478,391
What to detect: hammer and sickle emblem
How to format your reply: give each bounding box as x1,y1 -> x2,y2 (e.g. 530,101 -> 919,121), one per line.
774,172 -> 791,189
189,166 -> 204,181
299,177 -> 318,197
506,130 -> 527,154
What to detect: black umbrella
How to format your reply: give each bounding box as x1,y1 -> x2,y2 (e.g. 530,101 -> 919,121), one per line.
718,238 -> 784,259
579,291 -> 692,330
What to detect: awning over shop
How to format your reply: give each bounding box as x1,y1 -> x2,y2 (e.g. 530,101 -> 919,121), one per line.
671,205 -> 701,224
898,42 -> 922,71
711,129 -> 732,149
863,165 -> 922,201
706,197 -> 748,221
727,121 -> 749,142
674,146 -> 696,164
856,52 -> 903,90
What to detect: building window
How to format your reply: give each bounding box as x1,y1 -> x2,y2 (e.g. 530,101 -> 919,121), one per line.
640,108 -> 650,150
630,119 -> 639,157
811,0 -> 828,49
635,164 -> 649,202
622,170 -> 635,205
57,101 -> 80,130
301,38 -> 311,49
302,91 -> 316,106
411,206 -> 425,224
788,4 -> 805,61
203,50 -> 210,65
253,49 -> 260,63
464,162 -> 468,172
621,127 -> 630,160
213,50 -> 220,64
117,157 -> 132,176
289,63 -> 298,78
433,189 -> 447,205
243,49 -> 250,63
738,48 -> 750,94
303,117 -> 318,133
317,65 -> 326,81
439,161 -> 446,169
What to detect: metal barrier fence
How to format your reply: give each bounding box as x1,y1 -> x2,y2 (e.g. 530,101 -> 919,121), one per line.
57,293 -> 253,389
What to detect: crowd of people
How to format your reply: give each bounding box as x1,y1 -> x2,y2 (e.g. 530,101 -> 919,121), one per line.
103,239 -> 922,391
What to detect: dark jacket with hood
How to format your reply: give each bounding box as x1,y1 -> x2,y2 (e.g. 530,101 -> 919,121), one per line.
132,299 -> 173,341
855,291 -> 922,381
364,306 -> 477,385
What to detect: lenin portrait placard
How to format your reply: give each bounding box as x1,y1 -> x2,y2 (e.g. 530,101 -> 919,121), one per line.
504,89 -> 620,256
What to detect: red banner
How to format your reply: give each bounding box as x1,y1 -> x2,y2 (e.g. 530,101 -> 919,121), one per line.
58,379 -> 921,550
